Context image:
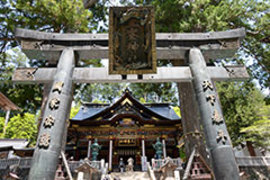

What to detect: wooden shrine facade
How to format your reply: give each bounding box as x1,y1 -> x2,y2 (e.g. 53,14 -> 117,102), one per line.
66,89 -> 181,171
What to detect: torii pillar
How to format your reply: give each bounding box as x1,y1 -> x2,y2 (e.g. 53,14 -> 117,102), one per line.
173,59 -> 209,163
189,48 -> 239,179
29,48 -> 75,179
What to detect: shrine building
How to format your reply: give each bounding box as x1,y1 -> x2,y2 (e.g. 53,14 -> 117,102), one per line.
66,89 -> 182,171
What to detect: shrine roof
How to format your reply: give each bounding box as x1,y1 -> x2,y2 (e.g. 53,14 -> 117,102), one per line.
0,92 -> 20,111
71,90 -> 180,122
73,105 -> 109,121
0,139 -> 29,149
147,105 -> 180,120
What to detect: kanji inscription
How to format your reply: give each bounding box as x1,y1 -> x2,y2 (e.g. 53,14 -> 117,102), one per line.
212,109 -> 224,124
109,6 -> 157,74
202,80 -> 213,91
44,115 -> 55,128
49,98 -> 60,110
52,81 -> 64,94
39,133 -> 51,148
216,129 -> 227,144
206,94 -> 216,106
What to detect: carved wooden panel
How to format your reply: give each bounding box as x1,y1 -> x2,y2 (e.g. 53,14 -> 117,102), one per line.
109,6 -> 157,74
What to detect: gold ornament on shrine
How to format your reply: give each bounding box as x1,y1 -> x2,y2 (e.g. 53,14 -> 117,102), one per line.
49,98 -> 60,110
109,6 -> 157,74
44,115 -> 55,128
39,133 -> 51,148
52,81 -> 64,94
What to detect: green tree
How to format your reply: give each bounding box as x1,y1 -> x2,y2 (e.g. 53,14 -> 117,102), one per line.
241,105 -> 270,151
129,83 -> 178,105
5,113 -> 38,146
216,81 -> 266,155
165,0 -> 269,89
173,106 -> 181,118
124,0 -> 270,94
0,117 -> 4,137
0,48 -> 42,113
69,104 -> 81,119
0,0 -> 107,113
76,83 -> 127,103
124,0 -> 269,152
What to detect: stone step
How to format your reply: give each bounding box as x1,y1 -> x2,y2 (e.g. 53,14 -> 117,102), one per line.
109,171 -> 151,180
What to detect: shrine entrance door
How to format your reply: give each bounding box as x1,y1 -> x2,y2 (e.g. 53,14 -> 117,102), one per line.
112,138 -> 141,171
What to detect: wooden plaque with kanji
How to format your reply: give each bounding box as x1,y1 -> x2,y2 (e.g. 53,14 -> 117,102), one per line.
109,6 -> 157,74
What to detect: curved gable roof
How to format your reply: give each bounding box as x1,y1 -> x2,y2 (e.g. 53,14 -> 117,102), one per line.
72,104 -> 109,121
71,89 -> 180,122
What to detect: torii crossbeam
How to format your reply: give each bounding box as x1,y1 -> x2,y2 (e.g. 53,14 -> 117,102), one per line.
14,28 -> 247,180
16,28 -> 245,64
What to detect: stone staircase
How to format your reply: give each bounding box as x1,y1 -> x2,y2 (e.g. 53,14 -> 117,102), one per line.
109,171 -> 151,180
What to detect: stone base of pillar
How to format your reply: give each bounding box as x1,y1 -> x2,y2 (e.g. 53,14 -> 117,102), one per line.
141,156 -> 148,171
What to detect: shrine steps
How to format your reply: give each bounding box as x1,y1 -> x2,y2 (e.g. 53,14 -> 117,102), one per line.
109,171 -> 151,180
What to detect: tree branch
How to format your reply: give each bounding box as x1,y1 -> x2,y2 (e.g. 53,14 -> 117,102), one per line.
83,0 -> 98,9
260,35 -> 270,43
0,37 -> 16,41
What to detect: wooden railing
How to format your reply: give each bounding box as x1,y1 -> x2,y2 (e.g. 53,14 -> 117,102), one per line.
151,158 -> 182,171
151,156 -> 270,170
0,157 -> 32,169
0,158 -> 103,171
0,156 -> 269,171
236,156 -> 270,167
67,160 -> 102,172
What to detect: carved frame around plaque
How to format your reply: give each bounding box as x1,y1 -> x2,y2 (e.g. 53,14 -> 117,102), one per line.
109,6 -> 157,74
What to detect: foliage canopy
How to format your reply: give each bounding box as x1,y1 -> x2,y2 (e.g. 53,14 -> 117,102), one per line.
216,81 -> 268,150
1,113 -> 37,146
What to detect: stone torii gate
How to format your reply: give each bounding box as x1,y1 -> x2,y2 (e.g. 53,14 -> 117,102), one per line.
13,27 -> 248,180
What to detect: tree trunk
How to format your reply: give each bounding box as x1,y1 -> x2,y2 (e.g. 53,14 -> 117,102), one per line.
172,60 -> 209,165
246,141 -> 256,156
38,83 -> 51,132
